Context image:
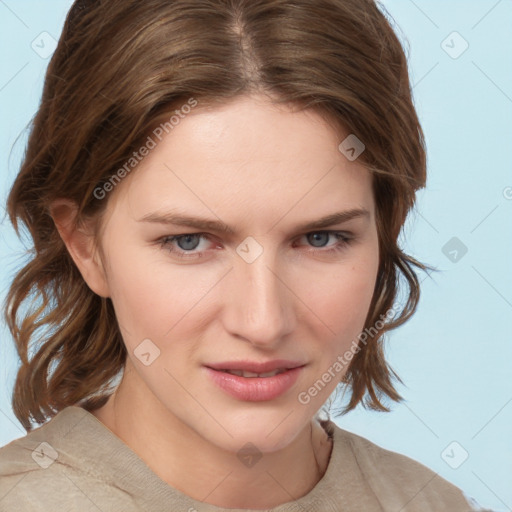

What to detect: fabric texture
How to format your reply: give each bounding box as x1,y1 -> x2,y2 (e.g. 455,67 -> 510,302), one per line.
0,406 -> 487,511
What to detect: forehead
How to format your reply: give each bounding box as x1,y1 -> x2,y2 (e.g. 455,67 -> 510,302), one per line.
104,94 -> 374,226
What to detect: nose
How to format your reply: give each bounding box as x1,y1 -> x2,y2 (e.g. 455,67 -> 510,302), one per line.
222,248 -> 296,349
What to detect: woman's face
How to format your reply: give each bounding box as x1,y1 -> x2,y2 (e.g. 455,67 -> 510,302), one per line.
95,94 -> 379,453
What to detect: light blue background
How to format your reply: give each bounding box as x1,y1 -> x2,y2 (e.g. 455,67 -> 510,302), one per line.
1,1 -> 511,510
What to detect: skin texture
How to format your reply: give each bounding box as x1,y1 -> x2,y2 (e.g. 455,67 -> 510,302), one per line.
52,93 -> 380,509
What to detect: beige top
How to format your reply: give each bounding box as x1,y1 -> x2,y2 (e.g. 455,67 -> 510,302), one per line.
0,406 -> 487,511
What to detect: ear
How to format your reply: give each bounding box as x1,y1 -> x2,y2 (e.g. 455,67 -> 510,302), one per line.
50,199 -> 110,298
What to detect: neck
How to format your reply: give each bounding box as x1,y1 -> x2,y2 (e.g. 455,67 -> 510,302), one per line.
91,364 -> 333,509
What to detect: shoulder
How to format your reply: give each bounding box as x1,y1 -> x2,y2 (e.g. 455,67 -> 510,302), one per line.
328,421 -> 488,511
0,406 -> 91,474
0,408 -> 69,480
0,407 -> 138,511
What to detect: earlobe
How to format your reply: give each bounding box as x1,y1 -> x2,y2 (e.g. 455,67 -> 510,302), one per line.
50,199 -> 110,298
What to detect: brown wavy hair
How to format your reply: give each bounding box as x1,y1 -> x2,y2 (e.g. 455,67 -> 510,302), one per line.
5,0 -> 431,432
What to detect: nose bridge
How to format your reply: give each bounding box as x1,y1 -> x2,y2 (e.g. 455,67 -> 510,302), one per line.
226,242 -> 294,346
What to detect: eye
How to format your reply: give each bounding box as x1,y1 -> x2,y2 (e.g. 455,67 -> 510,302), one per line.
298,231 -> 353,254
159,233 -> 214,259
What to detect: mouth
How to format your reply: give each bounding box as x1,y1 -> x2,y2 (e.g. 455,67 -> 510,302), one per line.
204,361 -> 307,401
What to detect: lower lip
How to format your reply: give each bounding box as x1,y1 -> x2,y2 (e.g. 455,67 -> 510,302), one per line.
204,366 -> 304,401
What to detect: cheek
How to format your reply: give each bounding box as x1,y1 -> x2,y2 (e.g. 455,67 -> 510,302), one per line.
104,243 -> 217,346
298,256 -> 378,342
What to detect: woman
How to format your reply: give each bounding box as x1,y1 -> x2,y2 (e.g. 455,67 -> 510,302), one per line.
0,0 -> 490,510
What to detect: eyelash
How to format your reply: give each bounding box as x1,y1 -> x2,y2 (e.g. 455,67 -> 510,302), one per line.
158,231 -> 354,260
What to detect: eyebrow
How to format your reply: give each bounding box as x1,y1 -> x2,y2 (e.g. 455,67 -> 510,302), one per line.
138,207 -> 370,235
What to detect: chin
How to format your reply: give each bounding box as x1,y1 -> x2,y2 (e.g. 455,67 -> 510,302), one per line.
210,411 -> 310,453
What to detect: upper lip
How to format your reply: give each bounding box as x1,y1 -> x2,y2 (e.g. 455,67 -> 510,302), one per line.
206,360 -> 306,373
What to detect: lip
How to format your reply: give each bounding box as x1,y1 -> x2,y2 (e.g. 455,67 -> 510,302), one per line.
204,364 -> 306,402
205,359 -> 306,373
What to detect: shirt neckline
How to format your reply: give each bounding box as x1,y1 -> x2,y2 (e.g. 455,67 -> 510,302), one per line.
52,405 -> 349,511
